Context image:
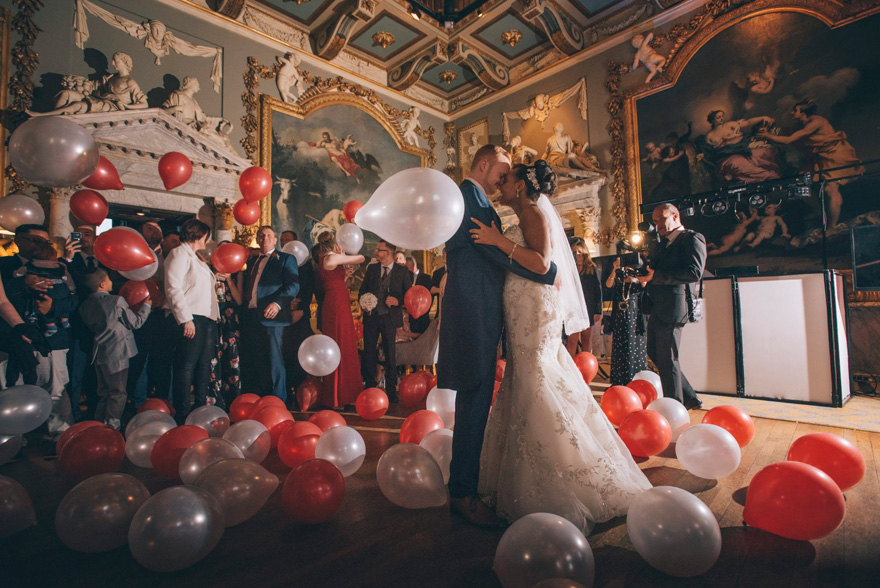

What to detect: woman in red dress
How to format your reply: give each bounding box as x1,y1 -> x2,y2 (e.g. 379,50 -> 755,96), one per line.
316,233 -> 365,408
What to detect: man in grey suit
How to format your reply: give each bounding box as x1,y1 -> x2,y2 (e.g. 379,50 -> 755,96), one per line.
78,270 -> 152,430
640,203 -> 707,409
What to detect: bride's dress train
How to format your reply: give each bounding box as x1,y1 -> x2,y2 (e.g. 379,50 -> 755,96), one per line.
478,226 -> 652,533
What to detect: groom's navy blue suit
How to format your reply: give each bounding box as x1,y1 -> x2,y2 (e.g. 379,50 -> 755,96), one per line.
439,179 -> 558,499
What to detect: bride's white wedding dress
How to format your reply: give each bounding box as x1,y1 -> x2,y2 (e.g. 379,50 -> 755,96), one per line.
478,225 -> 652,533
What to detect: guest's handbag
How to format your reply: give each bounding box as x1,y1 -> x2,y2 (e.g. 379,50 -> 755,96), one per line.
686,280 -> 704,323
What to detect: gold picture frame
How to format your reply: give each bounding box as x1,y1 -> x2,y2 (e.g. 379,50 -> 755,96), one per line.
457,117 -> 489,183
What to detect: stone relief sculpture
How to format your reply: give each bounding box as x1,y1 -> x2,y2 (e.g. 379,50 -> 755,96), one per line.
74,0 -> 222,92
501,78 -> 587,143
276,52 -> 305,103
466,134 -> 481,162
543,123 -> 604,177
402,107 -> 422,147
508,135 -> 538,164
631,32 -> 666,84
162,76 -> 234,151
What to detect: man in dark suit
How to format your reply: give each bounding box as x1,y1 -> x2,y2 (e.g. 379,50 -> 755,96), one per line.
240,226 -> 299,402
359,239 -> 411,402
404,255 -> 432,334
438,144 -> 558,527
641,203 -> 707,410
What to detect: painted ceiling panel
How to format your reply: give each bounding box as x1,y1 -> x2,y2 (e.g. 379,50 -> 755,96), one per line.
421,62 -> 478,92
350,13 -> 426,61
254,0 -> 337,25
472,11 -> 547,60
573,0 -> 624,17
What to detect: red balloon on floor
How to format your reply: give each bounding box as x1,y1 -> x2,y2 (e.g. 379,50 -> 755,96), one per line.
278,424 -> 321,469
150,426 -> 209,480
229,398 -> 257,422
157,152 -> 192,190
413,369 -> 437,392
356,388 -> 389,420
282,459 -> 345,524
58,426 -> 125,481
574,352 -> 599,384
404,286 -> 431,319
626,379 -> 658,409
296,377 -> 321,412
56,421 -> 105,456
601,386 -> 643,426
254,395 -> 286,412
399,374 -> 428,409
308,410 -> 346,433
70,189 -> 108,225
618,409 -> 671,457
82,155 -> 123,191
138,398 -> 172,415
744,461 -> 845,541
343,200 -> 363,223
702,405 -> 755,447
239,166 -> 272,203
787,432 -> 866,491
253,406 -> 294,447
233,198 -> 261,226
400,410 -> 444,444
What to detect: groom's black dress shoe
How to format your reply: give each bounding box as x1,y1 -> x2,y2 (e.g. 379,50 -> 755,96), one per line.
450,496 -> 507,529
684,397 -> 703,410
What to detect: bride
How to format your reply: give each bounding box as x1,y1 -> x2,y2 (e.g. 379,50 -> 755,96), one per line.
470,160 -> 652,533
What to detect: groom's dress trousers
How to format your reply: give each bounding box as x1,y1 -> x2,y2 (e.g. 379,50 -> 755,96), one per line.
645,228 -> 707,407
438,179 -> 558,499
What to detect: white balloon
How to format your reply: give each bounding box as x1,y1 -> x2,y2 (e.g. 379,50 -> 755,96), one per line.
298,334 -> 341,377
0,435 -> 24,466
0,385 -> 53,435
419,428 -> 453,484
675,424 -> 741,479
223,420 -> 271,463
376,444 -> 447,509
120,252 -> 158,281
281,240 -> 310,266
185,405 -> 231,438
125,433 -> 161,469
336,223 -> 364,255
315,426 -> 366,477
0,194 -> 46,231
646,397 -> 690,442
178,438 -> 244,485
425,387 -> 456,429
627,486 -> 721,577
8,116 -> 99,188
355,168 -> 464,250
125,410 -> 176,440
633,370 -> 663,397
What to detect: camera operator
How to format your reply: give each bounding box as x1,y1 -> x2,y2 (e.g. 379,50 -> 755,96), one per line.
604,252 -> 648,386
635,203 -> 707,409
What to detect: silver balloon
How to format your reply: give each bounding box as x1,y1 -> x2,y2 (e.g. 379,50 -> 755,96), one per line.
185,405 -> 231,438
193,458 -> 279,527
419,428 -> 453,484
55,473 -> 150,553
315,426 -> 365,477
125,432 -> 161,469
281,240 -> 310,266
179,438 -> 244,485
0,435 -> 24,466
675,424 -> 741,480
125,410 -> 176,440
0,385 -> 53,435
627,486 -> 721,577
376,443 -> 447,509
128,486 -> 225,572
0,475 -> 36,539
336,223 -> 364,254
0,194 -> 46,231
119,252 -> 158,281
494,513 -> 595,588
426,387 -> 456,429
633,370 -> 663,397
298,334 -> 341,377
646,397 -> 690,442
8,116 -> 99,187
223,420 -> 271,463
355,168 -> 465,250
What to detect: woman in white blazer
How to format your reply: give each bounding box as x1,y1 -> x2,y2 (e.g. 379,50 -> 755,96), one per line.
164,219 -> 226,421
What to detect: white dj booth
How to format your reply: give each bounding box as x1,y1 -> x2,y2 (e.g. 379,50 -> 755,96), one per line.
679,271 -> 851,407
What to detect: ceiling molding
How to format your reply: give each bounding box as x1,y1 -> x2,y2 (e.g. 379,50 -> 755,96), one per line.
522,0 -> 585,55
311,0 -> 377,60
388,40 -> 449,90
449,40 -> 510,90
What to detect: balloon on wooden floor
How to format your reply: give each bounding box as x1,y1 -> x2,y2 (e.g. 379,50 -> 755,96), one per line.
178,438 -> 244,485
702,405 -> 755,447
625,379 -> 657,409
675,424 -> 741,479
282,459 -> 345,524
309,410 -> 346,432
125,410 -> 176,439
0,475 -> 36,539
420,428 -> 453,484
399,373 -> 429,409
400,410 -> 444,444
193,458 -> 279,527
316,426 -> 366,477
185,405 -> 231,438
356,387 -> 389,420
426,387 -> 456,429
632,370 -> 662,397
223,420 -> 272,463
376,444 -> 447,509
617,409 -> 671,457
296,377 -> 321,412
150,426 -> 209,480
646,397 -> 690,441
0,435 -> 24,466
786,432 -> 866,491
0,385 -> 53,435
58,426 -> 126,481
277,422 -> 321,469
600,386 -> 642,426
229,393 -> 260,422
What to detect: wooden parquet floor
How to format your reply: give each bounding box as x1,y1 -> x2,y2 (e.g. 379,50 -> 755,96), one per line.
2,406 -> 879,588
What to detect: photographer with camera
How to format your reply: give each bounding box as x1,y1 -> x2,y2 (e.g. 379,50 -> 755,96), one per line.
604,251 -> 649,385
635,203 -> 707,410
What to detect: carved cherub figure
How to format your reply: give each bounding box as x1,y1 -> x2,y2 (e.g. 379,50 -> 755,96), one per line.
631,33 -> 666,83
276,52 -> 305,103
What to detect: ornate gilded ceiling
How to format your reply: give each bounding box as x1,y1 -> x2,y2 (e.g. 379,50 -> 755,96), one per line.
213,0 -> 684,114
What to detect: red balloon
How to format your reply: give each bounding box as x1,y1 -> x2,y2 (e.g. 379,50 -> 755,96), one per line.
138,398 -> 172,415
404,286 -> 431,319
159,398 -> 175,415
356,388 -> 389,420
308,410 -> 346,433
56,421 -> 105,457
618,409 -> 672,457
139,279 -> 163,311
495,359 -> 506,382
58,426 -> 125,481
601,386 -> 643,426
70,189 -> 108,225
399,373 -> 428,409
626,379 -> 658,409
229,393 -> 261,422
119,280 -> 149,308
343,201 -> 363,223
352,319 -> 364,341
254,395 -> 287,412
400,410 -> 444,444
413,369 -> 437,391
282,459 -> 345,524
744,461 -> 845,541
233,199 -> 261,226
150,426 -> 209,479
82,155 -> 123,191
239,166 -> 272,203
211,242 -> 248,274
253,406 -> 294,447
787,433 -> 866,491
158,152 -> 192,190
296,377 -> 321,412
94,227 -> 155,271
574,352 -> 599,384
278,425 -> 321,469
702,405 -> 755,448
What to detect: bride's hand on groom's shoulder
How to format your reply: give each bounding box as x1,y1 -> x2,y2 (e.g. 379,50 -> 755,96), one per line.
469,217 -> 502,246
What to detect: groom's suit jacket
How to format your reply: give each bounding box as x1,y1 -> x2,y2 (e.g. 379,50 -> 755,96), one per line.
437,179 -> 558,391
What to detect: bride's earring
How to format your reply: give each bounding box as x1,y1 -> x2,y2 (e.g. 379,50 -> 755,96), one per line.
516,189 -> 522,199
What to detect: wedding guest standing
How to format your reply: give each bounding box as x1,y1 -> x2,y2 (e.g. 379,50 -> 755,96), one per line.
605,257 -> 647,385
209,241 -> 243,409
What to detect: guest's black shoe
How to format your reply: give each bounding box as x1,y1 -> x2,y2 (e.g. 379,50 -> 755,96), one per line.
684,398 -> 703,410
450,496 -> 507,529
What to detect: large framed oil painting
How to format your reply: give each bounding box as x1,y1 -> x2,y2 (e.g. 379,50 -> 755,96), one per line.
624,3 -> 880,273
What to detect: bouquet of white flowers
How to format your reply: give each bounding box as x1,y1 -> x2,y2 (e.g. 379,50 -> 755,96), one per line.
359,292 -> 378,312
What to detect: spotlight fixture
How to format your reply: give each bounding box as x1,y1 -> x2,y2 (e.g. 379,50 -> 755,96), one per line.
789,185 -> 811,199
629,231 -> 644,246
477,8 -> 484,18
136,210 -> 146,216
680,201 -> 695,217
701,200 -> 729,216
748,193 -> 768,208
410,5 -> 420,20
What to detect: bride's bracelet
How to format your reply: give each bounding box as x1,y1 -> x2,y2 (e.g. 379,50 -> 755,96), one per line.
508,243 -> 518,263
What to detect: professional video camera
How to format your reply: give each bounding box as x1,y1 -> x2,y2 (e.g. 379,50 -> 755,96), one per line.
616,221 -> 659,275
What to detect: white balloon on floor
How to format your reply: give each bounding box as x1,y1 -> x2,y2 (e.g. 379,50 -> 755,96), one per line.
0,385 -> 53,435
178,438 -> 244,485
223,420 -> 272,463
426,387 -> 456,429
646,397 -> 690,442
185,405 -> 231,438
281,240 -> 310,266
419,428 -> 453,484
336,223 -> 364,254
125,410 -> 176,439
632,370 -> 663,397
125,433 -> 162,469
298,334 -> 341,377
376,444 -> 447,509
193,458 -> 279,527
675,424 -> 741,480
627,486 -> 721,577
355,167 -> 464,250
315,425 -> 366,477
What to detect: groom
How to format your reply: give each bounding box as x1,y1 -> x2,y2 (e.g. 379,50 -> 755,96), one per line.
438,145 -> 558,527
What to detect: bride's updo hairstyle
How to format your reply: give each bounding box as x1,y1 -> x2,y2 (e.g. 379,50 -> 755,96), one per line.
513,159 -> 557,200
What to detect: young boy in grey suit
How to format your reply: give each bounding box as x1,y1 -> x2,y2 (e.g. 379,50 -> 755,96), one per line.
79,270 -> 152,430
